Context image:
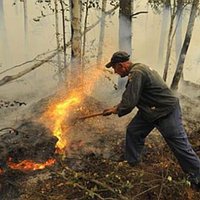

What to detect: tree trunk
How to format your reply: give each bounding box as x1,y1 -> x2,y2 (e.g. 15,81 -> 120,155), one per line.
23,0 -> 29,59
175,0 -> 183,60
118,0 -> 133,90
157,0 -> 171,66
82,0 -> 89,81
97,0 -> 107,67
59,0 -> 67,83
163,0 -> 176,81
119,0 -> 132,55
171,0 -> 199,90
54,0 -> 63,83
70,0 -> 82,87
0,0 -> 10,66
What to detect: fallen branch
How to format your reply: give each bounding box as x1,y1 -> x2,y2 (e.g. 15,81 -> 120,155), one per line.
57,173 -> 105,200
0,50 -> 60,87
60,166 -> 128,200
0,49 -> 57,75
132,184 -> 160,199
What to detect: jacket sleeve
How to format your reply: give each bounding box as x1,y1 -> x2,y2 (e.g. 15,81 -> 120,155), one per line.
117,70 -> 144,117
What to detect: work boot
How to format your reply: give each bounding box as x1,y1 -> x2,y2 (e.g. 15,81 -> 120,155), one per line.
128,161 -> 141,167
188,174 -> 200,191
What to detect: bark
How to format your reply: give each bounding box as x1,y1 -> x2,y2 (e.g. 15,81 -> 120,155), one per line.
119,0 -> 133,55
158,0 -> 171,66
59,0 -> 67,81
175,0 -> 183,60
0,0 -> 9,66
23,0 -> 28,51
171,0 -> 199,90
162,0 -> 177,81
118,0 -> 133,90
54,0 -> 63,83
82,0 -> 89,77
70,0 -> 82,87
97,0 -> 107,67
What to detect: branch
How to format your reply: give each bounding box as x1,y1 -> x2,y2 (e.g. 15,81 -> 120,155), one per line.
0,42 -> 71,87
105,4 -> 119,15
0,49 -> 57,75
0,51 -> 58,87
62,166 -> 128,200
130,11 -> 148,18
85,4 -> 119,34
132,184 -> 160,199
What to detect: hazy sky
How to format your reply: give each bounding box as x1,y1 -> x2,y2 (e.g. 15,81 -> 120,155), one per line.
0,0 -> 200,87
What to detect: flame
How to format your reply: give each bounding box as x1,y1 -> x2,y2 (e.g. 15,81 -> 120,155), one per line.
52,97 -> 81,149
0,67 -> 104,174
40,67 -> 103,152
40,92 -> 82,151
7,158 -> 56,171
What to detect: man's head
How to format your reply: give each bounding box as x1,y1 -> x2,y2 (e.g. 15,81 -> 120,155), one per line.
105,51 -> 132,77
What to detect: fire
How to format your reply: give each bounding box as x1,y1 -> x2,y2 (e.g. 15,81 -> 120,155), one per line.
7,158 -> 56,171
40,93 -> 82,151
52,97 -> 81,149
0,168 -> 3,174
40,68 -> 103,152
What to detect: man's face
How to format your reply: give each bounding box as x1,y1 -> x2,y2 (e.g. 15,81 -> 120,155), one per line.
112,63 -> 128,77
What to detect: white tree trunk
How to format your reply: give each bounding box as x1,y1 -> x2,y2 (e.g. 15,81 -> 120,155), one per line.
175,0 -> 183,61
54,0 -> 62,83
171,0 -> 199,90
0,0 -> 10,66
23,0 -> 29,58
158,0 -> 171,67
118,0 -> 133,90
70,0 -> 82,87
97,0 -> 107,67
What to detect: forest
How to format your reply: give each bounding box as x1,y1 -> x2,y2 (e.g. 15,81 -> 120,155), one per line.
0,0 -> 200,199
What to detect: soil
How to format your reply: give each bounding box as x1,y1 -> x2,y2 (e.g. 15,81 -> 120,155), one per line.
0,92 -> 200,200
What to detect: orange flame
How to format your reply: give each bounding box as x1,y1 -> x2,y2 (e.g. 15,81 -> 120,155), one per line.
40,68 -> 103,152
0,167 -> 3,174
7,158 -> 56,171
40,92 -> 82,151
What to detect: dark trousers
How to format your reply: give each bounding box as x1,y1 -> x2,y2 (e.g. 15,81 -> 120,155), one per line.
126,104 -> 200,179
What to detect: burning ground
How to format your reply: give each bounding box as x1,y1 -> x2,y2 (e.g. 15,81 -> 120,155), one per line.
0,83 -> 200,199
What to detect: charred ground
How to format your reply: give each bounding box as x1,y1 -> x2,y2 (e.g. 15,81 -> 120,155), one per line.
0,89 -> 200,200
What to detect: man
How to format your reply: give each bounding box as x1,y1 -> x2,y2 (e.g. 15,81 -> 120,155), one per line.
103,51 -> 200,188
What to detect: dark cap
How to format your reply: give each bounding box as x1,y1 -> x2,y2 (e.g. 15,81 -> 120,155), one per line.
105,51 -> 130,68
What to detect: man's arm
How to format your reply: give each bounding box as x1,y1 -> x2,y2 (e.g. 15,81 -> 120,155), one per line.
117,70 -> 144,117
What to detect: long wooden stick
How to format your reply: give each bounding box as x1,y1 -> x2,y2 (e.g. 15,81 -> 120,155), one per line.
78,112 -> 104,120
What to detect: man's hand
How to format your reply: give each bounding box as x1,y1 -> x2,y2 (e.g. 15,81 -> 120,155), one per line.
103,106 -> 118,116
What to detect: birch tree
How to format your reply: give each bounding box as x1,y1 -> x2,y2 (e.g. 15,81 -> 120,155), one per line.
119,0 -> 133,55
70,0 -> 82,87
118,0 -> 133,90
23,0 -> 28,48
171,0 -> 200,90
97,0 -> 107,67
54,0 -> 63,83
163,0 -> 176,81
175,0 -> 183,60
0,0 -> 9,66
157,0 -> 171,66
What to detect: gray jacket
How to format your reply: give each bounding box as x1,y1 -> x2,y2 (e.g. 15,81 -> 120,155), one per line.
117,63 -> 179,122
